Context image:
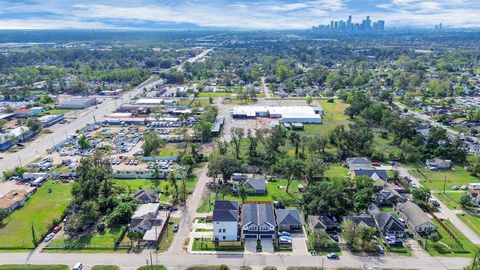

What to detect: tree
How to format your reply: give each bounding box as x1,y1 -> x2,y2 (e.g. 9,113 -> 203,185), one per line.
26,117 -> 41,133
107,200 -> 138,225
239,185 -> 247,203
309,229 -> 333,251
459,193 -> 474,208
77,135 -> 91,149
0,209 -> 8,224
167,172 -> 179,204
306,95 -> 313,106
468,156 -> 480,176
353,176 -> 374,212
308,135 -> 327,154
0,119 -> 6,132
142,131 -> 164,156
303,179 -> 352,218
126,230 -> 144,249
208,154 -> 244,182
290,132 -> 301,157
303,156 -> 327,183
273,158 -> 304,193
412,187 -> 431,208
181,153 -> 196,176
341,220 -> 359,247
194,121 -> 213,143
231,127 -> 245,159
247,129 -> 258,160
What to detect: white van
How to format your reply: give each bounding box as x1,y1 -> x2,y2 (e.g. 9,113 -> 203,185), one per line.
72,262 -> 83,270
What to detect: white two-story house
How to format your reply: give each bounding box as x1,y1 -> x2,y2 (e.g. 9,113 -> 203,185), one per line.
213,200 -> 239,241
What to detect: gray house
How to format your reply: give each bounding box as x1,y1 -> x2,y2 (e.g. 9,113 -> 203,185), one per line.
344,214 -> 377,228
376,187 -> 405,206
133,190 -> 159,204
397,201 -> 436,234
426,159 -> 451,170
307,215 -> 339,232
244,178 -> 266,195
368,204 -> 405,238
276,209 -> 302,232
241,203 -> 276,239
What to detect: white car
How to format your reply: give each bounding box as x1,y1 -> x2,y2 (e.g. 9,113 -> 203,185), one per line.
44,232 -> 55,242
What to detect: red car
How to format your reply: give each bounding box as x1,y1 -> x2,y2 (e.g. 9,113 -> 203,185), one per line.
52,225 -> 62,233
372,162 -> 381,167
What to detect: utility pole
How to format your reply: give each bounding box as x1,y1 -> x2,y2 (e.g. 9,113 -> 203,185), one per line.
149,251 -> 153,270
443,175 -> 447,194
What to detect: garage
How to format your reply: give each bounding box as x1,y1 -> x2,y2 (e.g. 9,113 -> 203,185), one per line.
244,234 -> 257,239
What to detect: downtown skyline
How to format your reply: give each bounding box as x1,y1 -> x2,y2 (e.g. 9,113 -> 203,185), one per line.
0,0 -> 479,30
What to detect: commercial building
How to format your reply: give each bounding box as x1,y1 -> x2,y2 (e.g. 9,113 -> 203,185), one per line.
38,114 -> 65,127
0,134 -> 13,151
231,105 -> 322,124
99,89 -> 123,96
58,97 -> 97,109
14,107 -> 45,118
136,98 -> 164,106
9,126 -> 34,142
0,189 -> 35,214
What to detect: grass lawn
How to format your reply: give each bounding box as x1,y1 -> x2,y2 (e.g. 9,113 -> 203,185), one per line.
137,266 -> 166,270
156,144 -> 180,156
457,213 -> 480,237
0,180 -> 72,250
410,165 -> 480,191
372,131 -> 403,159
425,219 -> 477,257
91,266 -> 120,270
192,238 -> 244,252
114,176 -> 198,203
387,245 -> 411,256
46,226 -> 127,252
325,164 -> 349,180
198,92 -> 233,98
197,178 -> 303,213
432,191 -> 465,210
157,218 -> 179,252
0,265 -> 68,270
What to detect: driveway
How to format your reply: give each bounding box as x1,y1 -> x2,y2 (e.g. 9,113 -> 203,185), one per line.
244,238 -> 257,253
260,239 -> 274,253
292,231 -> 309,255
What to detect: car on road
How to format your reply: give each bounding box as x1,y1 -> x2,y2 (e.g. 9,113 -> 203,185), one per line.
327,253 -> 339,259
44,232 -> 55,242
461,185 -> 468,190
430,199 -> 440,207
173,224 -> 179,232
452,185 -> 459,190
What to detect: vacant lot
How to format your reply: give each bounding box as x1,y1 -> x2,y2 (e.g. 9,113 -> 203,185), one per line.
433,191 -> 465,209
0,180 -> 72,250
157,218 -> 179,252
410,165 -> 479,191
298,99 -> 350,138
46,226 -> 127,253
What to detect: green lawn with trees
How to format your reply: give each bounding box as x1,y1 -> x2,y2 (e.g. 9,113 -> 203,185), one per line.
0,180 -> 72,250
91,266 -> 120,270
410,165 -> 480,191
0,265 -> 68,270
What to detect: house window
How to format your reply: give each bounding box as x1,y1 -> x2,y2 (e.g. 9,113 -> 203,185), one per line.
219,229 -> 222,233
223,236 -> 226,240
223,229 -> 226,233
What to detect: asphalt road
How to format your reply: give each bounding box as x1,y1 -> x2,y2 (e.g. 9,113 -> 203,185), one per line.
0,249 -> 470,270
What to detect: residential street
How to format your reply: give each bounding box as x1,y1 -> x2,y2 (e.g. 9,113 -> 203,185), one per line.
0,249 -> 471,270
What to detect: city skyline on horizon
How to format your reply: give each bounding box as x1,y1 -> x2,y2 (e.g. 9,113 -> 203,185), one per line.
0,0 -> 479,30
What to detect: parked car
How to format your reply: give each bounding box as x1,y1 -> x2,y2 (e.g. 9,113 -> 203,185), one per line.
173,224 -> 179,233
460,185 -> 468,190
327,253 -> 339,259
44,232 -> 55,242
430,200 -> 440,207
452,185 -> 459,190
377,244 -> 385,254
328,233 -> 339,242
52,225 -> 62,233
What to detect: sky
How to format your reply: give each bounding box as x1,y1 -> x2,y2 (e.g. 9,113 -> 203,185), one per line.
0,0 -> 479,30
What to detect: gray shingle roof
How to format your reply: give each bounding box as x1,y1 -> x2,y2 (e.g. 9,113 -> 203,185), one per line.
245,178 -> 266,191
213,200 -> 239,222
242,203 -> 275,226
398,201 -> 434,228
276,209 -> 302,226
307,215 -> 339,230
133,190 -> 159,203
344,214 -> 377,228
353,169 -> 388,181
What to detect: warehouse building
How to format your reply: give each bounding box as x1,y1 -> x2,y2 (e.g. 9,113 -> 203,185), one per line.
58,97 -> 97,109
38,114 -> 65,127
231,105 -> 322,124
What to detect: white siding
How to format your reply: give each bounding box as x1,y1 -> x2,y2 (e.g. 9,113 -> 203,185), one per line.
214,221 -> 238,241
